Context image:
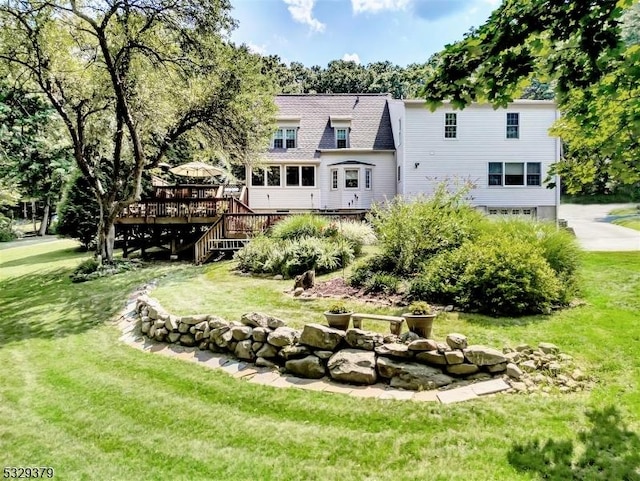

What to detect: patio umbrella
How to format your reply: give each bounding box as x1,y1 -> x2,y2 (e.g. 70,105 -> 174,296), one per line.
169,161 -> 225,178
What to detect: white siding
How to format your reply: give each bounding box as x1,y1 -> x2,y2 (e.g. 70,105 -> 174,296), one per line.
401,101 -> 559,214
387,100 -> 406,195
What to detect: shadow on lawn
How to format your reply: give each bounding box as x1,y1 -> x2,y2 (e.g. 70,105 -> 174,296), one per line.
0,246 -> 86,268
458,312 -> 548,328
0,267 -> 143,348
508,406 -> 640,480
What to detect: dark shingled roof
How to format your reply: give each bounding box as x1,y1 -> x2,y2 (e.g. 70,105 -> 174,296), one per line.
268,94 -> 395,160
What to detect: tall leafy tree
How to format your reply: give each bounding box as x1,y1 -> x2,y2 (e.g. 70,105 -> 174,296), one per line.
419,0 -> 639,188
0,0 -> 275,261
0,83 -> 72,234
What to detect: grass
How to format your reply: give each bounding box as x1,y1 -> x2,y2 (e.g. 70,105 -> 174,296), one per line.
1,241 -> 640,480
608,206 -> 640,232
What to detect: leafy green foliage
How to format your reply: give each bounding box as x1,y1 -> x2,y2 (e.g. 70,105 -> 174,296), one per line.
0,213 -> 18,241
56,173 -> 100,250
364,272 -> 401,295
270,214 -> 330,240
367,182 -> 486,275
70,258 -> 141,283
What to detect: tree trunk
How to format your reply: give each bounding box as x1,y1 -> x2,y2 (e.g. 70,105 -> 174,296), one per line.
37,199 -> 50,236
96,200 -> 117,263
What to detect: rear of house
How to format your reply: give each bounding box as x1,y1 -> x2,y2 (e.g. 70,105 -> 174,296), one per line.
246,94 -> 397,212
389,99 -> 560,220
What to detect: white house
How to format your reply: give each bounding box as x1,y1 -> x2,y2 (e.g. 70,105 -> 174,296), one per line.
246,95 -> 560,220
388,99 -> 560,220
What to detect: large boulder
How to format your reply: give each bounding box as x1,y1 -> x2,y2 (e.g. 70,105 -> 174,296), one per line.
446,333 -> 468,350
345,329 -> 384,351
415,350 -> 447,366
241,312 -> 270,328
463,345 -> 507,366
180,314 -> 208,326
299,323 -> 345,351
234,340 -> 255,361
285,355 -> 325,379
279,344 -> 312,360
256,343 -> 279,359
252,327 -> 272,343
230,325 -> 253,341
407,339 -> 439,351
267,327 -> 300,347
327,350 -> 377,385
377,357 -> 452,390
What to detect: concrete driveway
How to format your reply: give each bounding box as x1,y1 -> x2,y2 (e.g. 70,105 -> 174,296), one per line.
559,203 -> 640,251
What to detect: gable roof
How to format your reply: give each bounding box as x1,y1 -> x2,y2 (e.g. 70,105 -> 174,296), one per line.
268,94 -> 395,160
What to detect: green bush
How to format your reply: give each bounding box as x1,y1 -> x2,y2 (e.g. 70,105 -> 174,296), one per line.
270,214 -> 330,240
364,272 -> 401,294
0,214 -> 18,242
368,183 -> 487,275
57,173 -> 100,250
327,220 -> 376,255
348,253 -> 398,287
409,248 -> 468,305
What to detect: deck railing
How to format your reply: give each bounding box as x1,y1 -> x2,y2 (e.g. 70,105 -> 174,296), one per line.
194,218 -> 225,264
119,198 -> 229,218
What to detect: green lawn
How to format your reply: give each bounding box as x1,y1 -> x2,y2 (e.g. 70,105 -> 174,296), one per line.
608,206 -> 640,232
1,241 -> 639,480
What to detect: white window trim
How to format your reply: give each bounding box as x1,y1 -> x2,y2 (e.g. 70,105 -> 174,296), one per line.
365,168 -> 372,190
272,127 -> 298,149
488,161 -> 542,187
335,128 -> 349,149
330,169 -> 338,190
285,165 -> 316,188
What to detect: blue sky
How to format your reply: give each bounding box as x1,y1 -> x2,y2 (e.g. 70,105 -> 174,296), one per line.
229,0 -> 501,67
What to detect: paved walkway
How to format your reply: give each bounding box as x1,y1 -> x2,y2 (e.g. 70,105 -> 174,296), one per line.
559,203 -> 640,251
115,297 -> 511,404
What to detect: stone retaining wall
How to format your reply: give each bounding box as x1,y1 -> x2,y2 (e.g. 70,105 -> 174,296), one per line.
135,295 -> 588,393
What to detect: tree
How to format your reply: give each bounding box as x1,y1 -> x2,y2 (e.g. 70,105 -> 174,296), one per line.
0,82 -> 72,235
56,171 -> 100,249
419,0 -> 639,187
0,0 -> 275,261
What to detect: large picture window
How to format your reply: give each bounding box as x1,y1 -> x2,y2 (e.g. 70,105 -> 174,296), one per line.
345,169 -> 359,188
267,166 -> 281,186
286,166 -> 299,186
285,165 -> 315,187
488,162 -> 541,187
251,168 -> 265,186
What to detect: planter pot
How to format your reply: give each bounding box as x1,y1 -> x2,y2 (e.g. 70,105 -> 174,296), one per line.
323,311 -> 353,331
402,313 -> 437,338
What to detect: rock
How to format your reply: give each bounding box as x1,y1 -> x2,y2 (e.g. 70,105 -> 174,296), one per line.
194,331 -> 204,341
444,350 -> 465,365
506,363 -> 523,380
467,372 -> 492,381
149,325 -> 157,338
436,342 -> 450,353
235,340 -> 255,361
399,331 -> 421,343
273,275 -> 284,281
147,306 -> 160,319
415,350 -> 447,365
293,287 -> 304,297
267,317 -> 287,330
252,327 -> 272,343
314,350 -> 334,360
155,327 -> 168,340
293,269 -> 315,290
504,351 -> 522,363
345,329 -> 384,351
538,342 -> 559,355
515,344 -> 531,353
180,314 -> 208,325
178,323 -> 190,334
195,321 -> 208,331
571,369 -> 586,381
208,316 -> 229,329
141,321 -> 151,334
189,326 -> 197,334
486,362 -> 507,373
285,355 -> 325,379
153,319 -> 165,329
463,345 -> 507,366
267,327 -> 300,347
383,334 -> 400,344
279,344 -> 312,360
547,362 -> 562,375
230,325 -> 253,341
179,334 -> 196,347
520,360 -> 538,373
251,342 -> 263,353
256,343 -> 279,359
241,312 -> 270,328
446,364 -> 480,376
256,357 -> 278,369
407,339 -> 439,351
511,381 -> 527,392
327,350 -> 377,385
168,332 -> 181,343
299,323 -> 345,351
446,333 -> 468,350
377,358 -> 452,390
375,343 -> 413,359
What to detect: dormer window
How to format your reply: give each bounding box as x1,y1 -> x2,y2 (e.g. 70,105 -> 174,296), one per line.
330,115 -> 352,149
272,128 -> 297,149
336,128 -> 348,149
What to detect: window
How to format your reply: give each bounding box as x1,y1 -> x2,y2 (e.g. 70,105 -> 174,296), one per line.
445,113 -> 457,139
267,166 -> 281,186
286,166 -> 299,186
285,165 -> 315,187
272,128 -> 297,149
365,168 -> 372,190
398,118 -> 402,145
251,168 -> 265,186
488,162 -> 542,187
336,128 -> 348,148
345,169 -> 359,188
506,113 -> 519,139
301,166 -> 315,186
397,165 -> 401,182
331,169 -> 338,190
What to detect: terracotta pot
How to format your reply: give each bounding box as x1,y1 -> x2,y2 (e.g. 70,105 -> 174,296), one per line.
402,313 -> 436,338
323,311 -> 353,331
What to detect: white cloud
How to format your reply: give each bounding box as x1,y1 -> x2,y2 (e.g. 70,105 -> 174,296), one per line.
342,53 -> 361,64
283,0 -> 325,32
352,0 -> 410,14
247,42 -> 268,55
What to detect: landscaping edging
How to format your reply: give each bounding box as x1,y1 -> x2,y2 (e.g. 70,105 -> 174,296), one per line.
131,294 -> 591,395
